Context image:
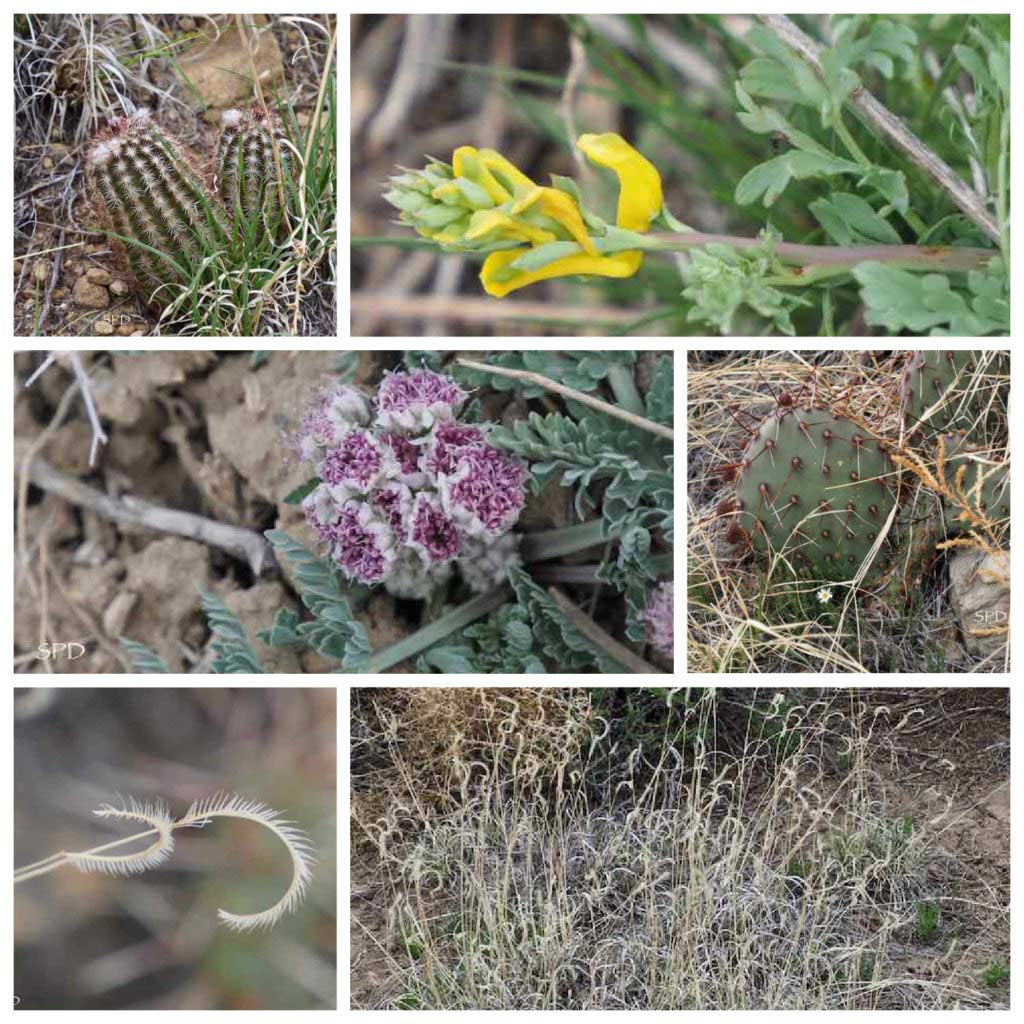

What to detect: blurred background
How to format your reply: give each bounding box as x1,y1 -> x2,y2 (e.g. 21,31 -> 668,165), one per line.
351,13 -> 1001,337
13,687 -> 336,1009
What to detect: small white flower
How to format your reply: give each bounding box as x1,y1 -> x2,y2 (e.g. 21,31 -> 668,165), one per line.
817,587 -> 833,604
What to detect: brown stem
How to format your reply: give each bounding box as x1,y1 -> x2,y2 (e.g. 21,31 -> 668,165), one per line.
455,358 -> 674,442
645,232 -> 992,273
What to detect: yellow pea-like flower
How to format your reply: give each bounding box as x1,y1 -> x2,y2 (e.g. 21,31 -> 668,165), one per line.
384,133 -> 663,297
481,133 -> 662,297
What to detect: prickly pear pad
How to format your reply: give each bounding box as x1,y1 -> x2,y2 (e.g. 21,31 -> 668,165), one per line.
733,406 -> 898,581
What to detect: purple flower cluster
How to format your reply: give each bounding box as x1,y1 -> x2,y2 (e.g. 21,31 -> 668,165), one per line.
642,582 -> 674,659
295,370 -> 527,594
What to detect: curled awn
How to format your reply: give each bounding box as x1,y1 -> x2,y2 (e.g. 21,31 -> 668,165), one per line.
14,793 -> 315,931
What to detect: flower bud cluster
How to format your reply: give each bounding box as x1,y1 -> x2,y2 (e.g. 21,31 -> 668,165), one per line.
295,369 -> 527,596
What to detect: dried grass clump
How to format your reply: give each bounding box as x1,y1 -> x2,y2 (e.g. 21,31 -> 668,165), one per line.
352,687 -> 591,849
356,690 -> 1004,1010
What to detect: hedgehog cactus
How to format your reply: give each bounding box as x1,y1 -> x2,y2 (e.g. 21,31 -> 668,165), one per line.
729,406 -> 898,581
86,109 -> 229,307
900,350 -> 1007,444
215,104 -> 290,242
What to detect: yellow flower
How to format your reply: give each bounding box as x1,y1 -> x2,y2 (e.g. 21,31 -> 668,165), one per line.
480,133 -> 662,298
384,134 -> 664,298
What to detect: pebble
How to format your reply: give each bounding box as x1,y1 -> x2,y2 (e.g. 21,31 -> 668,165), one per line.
72,277 -> 110,309
42,156 -> 53,170
86,267 -> 112,285
115,324 -> 135,336
86,243 -> 107,255
32,260 -> 50,284
94,319 -> 115,336
13,259 -> 22,275
109,279 -> 130,298
130,329 -> 148,336
179,16 -> 195,30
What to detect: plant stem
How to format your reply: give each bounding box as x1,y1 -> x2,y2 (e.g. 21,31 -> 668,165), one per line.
519,519 -> 610,563
365,587 -> 510,672
546,587 -> 662,674
14,827 -> 162,884
455,358 -> 673,441
639,232 -> 991,273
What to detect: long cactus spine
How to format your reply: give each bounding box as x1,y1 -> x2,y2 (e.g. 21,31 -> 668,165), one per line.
86,109 -> 228,307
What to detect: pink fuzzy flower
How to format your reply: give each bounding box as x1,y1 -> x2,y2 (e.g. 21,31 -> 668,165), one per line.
327,502 -> 396,585
295,384 -> 370,459
376,369 -> 466,432
319,429 -> 392,494
379,432 -> 426,486
407,492 -> 461,564
439,445 -> 527,537
642,582 -> 674,659
370,481 -> 413,535
423,421 -> 485,477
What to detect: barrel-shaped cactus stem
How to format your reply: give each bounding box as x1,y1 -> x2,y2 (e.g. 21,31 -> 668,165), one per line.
86,109 -> 229,307
215,104 -> 290,244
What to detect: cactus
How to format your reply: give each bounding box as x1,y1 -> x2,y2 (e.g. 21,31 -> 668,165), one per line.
85,109 -> 229,307
215,104 -> 290,243
729,406 -> 898,581
900,350 -> 1007,444
938,433 -> 1010,533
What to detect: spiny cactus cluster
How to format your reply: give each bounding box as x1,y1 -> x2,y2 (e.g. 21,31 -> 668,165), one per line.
86,105 -> 291,309
720,350 -> 1009,590
729,406 -> 897,581
215,104 -> 289,242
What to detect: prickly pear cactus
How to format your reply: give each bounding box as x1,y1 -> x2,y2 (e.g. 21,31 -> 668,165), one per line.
215,104 -> 290,242
900,350 -> 1006,444
938,433 -> 1010,533
730,406 -> 898,580
85,109 -> 229,307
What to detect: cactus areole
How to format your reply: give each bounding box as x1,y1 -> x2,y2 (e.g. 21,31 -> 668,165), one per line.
731,406 -> 898,581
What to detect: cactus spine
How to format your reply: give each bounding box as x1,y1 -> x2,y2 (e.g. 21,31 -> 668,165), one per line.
731,406 -> 898,581
86,110 -> 229,306
215,104 -> 289,243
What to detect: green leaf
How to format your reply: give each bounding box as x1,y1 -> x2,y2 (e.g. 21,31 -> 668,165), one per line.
644,355 -> 674,426
199,589 -> 265,674
283,477 -> 321,506
809,192 -> 902,245
119,638 -> 170,673
264,530 -> 372,671
858,167 -> 909,213
853,262 -> 1009,335
735,152 -> 861,207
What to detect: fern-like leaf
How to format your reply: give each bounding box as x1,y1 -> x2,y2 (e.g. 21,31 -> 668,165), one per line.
199,590 -> 265,673
262,530 -> 371,671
